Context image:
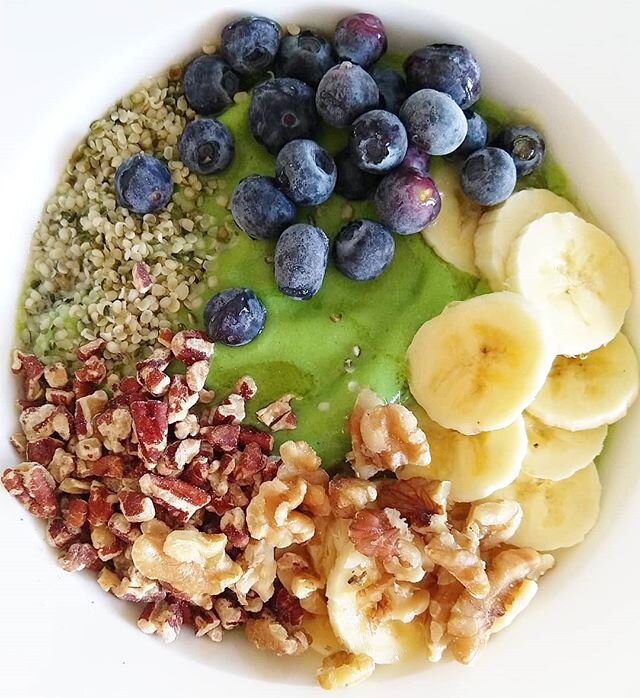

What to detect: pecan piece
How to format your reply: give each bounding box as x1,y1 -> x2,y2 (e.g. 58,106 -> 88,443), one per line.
118,489 -> 156,523
171,329 -> 214,365
232,442 -> 266,485
234,375 -> 258,400
74,355 -> 107,384
44,362 -> 69,388
130,400 -> 169,463
45,388 -> 75,406
108,512 -> 141,543
46,518 -> 81,549
12,350 -> 45,401
186,360 -> 209,393
166,376 -> 199,425
74,390 -> 108,438
49,448 -> 76,483
192,608 -> 223,642
95,406 -> 132,453
62,496 -> 89,529
273,585 -> 305,627
87,481 -> 117,527
256,393 -> 297,431
26,437 -> 64,466
76,339 -> 106,362
58,543 -> 100,572
1,463 -> 58,518
238,425 -> 273,453
137,598 -> 186,643
139,473 -> 210,523
90,525 -> 124,561
210,393 -> 246,425
9,432 -> 27,457
200,424 -> 240,452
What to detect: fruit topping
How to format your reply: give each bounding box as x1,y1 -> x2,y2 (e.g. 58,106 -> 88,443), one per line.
179,118 -> 234,174
203,288 -> 267,346
275,29 -> 336,87
334,219 -> 395,281
460,147 -> 517,206
334,149 -> 379,200
493,125 -> 545,176
248,77 -> 318,155
348,109 -> 408,174
274,224 -> 329,299
400,88 -> 468,156
374,168 -> 441,234
182,54 -> 240,115
114,153 -> 173,215
230,175 -> 296,240
369,66 -> 408,115
405,43 -> 481,109
275,139 -> 336,206
316,61 -> 379,127
334,13 -> 387,67
220,16 -> 281,76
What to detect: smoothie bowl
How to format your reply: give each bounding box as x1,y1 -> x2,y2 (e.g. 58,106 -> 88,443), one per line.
1,1 -> 639,695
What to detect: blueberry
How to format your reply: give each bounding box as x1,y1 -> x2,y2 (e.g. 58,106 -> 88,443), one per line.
179,118 -> 234,174
334,149 -> 379,200
204,288 -> 266,346
275,29 -> 336,87
230,175 -> 296,240
274,224 -> 329,299
334,219 -> 395,281
220,16 -> 280,76
493,125 -> 545,176
460,147 -> 517,206
369,66 -> 408,114
405,44 -> 481,109
400,144 -> 430,174
114,154 -> 173,215
249,78 -> 318,155
334,13 -> 387,67
374,168 -> 441,234
348,109 -> 408,174
275,139 -> 336,206
399,89 -> 468,156
182,55 -> 240,115
316,61 -> 379,128
454,110 -> 488,157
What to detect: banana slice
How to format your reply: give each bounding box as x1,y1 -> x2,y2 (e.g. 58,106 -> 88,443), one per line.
490,463 -> 601,550
302,614 -> 345,657
326,541 -> 429,664
422,160 -> 482,276
407,291 -> 554,435
505,212 -> 632,356
474,189 -> 577,290
398,414 -> 526,502
528,332 -> 639,430
522,412 -> 607,480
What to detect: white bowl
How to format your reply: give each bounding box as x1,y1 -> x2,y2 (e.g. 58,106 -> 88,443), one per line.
1,1 -> 638,696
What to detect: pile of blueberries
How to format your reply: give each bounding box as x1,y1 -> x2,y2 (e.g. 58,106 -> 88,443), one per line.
113,13 -> 545,347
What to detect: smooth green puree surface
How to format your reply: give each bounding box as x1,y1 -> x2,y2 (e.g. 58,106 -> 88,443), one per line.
181,53 -> 570,468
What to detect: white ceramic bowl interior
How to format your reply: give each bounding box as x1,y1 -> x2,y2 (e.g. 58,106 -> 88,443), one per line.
1,1 -> 638,696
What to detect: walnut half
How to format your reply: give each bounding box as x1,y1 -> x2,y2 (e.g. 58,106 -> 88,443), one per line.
347,390 -> 431,480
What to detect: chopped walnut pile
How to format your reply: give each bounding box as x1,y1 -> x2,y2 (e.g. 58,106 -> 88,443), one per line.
3,356 -> 556,691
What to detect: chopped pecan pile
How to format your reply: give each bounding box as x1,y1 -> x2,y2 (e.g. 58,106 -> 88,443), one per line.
3,335 -> 306,649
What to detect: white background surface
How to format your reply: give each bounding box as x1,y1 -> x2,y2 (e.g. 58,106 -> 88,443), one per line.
0,1 -> 639,697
